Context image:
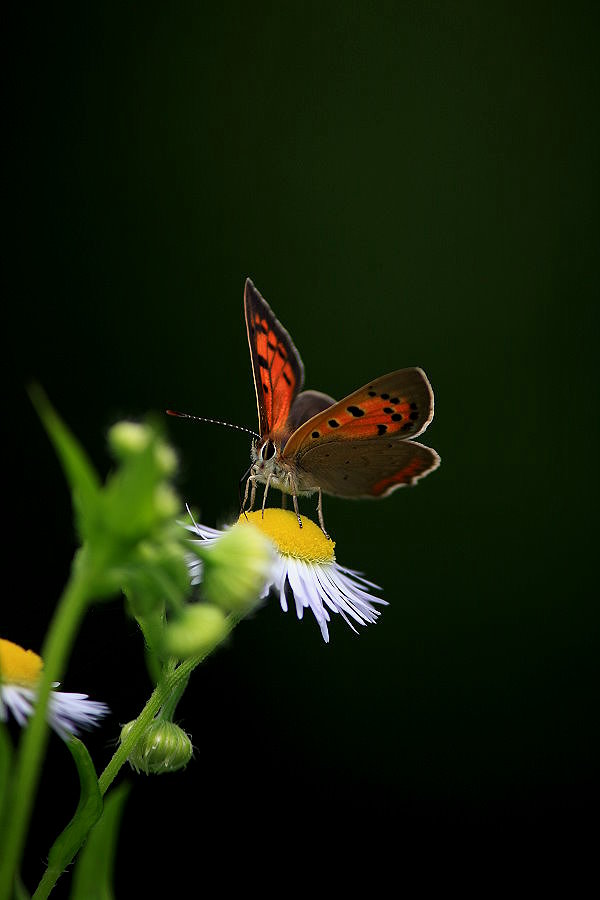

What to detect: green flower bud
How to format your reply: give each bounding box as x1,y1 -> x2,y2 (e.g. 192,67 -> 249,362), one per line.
202,522 -> 274,611
121,720 -> 193,775
108,422 -> 152,458
154,442 -> 178,476
102,427 -> 182,541
153,484 -> 180,520
163,604 -> 229,658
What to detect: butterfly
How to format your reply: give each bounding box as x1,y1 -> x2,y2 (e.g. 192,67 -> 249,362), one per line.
242,278 -> 440,535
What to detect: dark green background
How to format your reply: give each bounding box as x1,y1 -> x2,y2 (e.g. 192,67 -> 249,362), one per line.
5,0 -> 598,889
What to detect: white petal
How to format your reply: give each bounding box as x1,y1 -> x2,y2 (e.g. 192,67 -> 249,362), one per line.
2,685 -> 36,726
0,684 -> 108,739
336,563 -> 384,593
315,566 -> 377,625
47,692 -> 110,739
290,560 -> 332,641
274,561 -> 289,612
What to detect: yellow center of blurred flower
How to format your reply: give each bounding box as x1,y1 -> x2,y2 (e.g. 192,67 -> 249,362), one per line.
0,638 -> 43,687
239,509 -> 335,563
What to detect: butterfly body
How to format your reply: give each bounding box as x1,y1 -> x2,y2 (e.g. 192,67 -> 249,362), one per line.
250,442 -> 311,497
250,388 -> 334,492
244,279 -> 440,531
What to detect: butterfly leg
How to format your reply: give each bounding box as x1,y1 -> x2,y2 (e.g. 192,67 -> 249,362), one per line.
240,473 -> 255,518
292,493 -> 303,529
281,493 -> 288,510
261,474 -> 272,518
316,488 -> 330,540
241,476 -> 250,514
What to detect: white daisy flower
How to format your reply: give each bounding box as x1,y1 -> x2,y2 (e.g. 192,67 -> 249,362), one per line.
187,508 -> 386,642
0,638 -> 109,740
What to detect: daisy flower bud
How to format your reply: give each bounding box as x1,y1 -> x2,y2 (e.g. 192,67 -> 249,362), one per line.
0,638 -> 109,739
108,421 -> 152,457
199,521 -> 274,611
153,484 -> 180,519
108,422 -> 177,475
162,604 -> 229,658
121,719 -> 193,775
102,422 -> 184,545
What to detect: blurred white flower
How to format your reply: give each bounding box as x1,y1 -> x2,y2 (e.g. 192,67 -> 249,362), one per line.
0,638 -> 109,740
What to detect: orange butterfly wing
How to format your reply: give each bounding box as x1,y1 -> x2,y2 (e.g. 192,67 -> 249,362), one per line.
281,368 -> 438,498
283,368 -> 434,455
244,279 -> 304,439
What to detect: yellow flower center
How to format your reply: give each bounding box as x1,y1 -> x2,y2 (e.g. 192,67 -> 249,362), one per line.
0,638 -> 43,687
239,509 -> 335,564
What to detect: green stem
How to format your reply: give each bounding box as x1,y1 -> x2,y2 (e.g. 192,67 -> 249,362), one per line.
30,608 -> 245,899
159,673 -> 189,721
0,551 -> 92,900
33,865 -> 61,900
98,611 -> 243,795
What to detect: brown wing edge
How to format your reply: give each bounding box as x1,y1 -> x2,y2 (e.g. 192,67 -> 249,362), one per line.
369,441 -> 441,497
405,366 -> 435,439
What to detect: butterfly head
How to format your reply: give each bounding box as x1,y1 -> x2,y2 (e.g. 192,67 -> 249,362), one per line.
250,436 -> 294,492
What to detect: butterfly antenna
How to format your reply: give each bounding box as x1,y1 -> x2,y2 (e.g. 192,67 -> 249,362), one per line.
166,410 -> 260,440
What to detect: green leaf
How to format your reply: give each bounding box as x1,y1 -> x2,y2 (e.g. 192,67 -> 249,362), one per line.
34,738 -> 104,898
28,384 -> 100,540
69,783 -> 130,900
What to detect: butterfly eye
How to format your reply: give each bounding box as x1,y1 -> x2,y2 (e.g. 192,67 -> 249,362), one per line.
261,440 -> 277,461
